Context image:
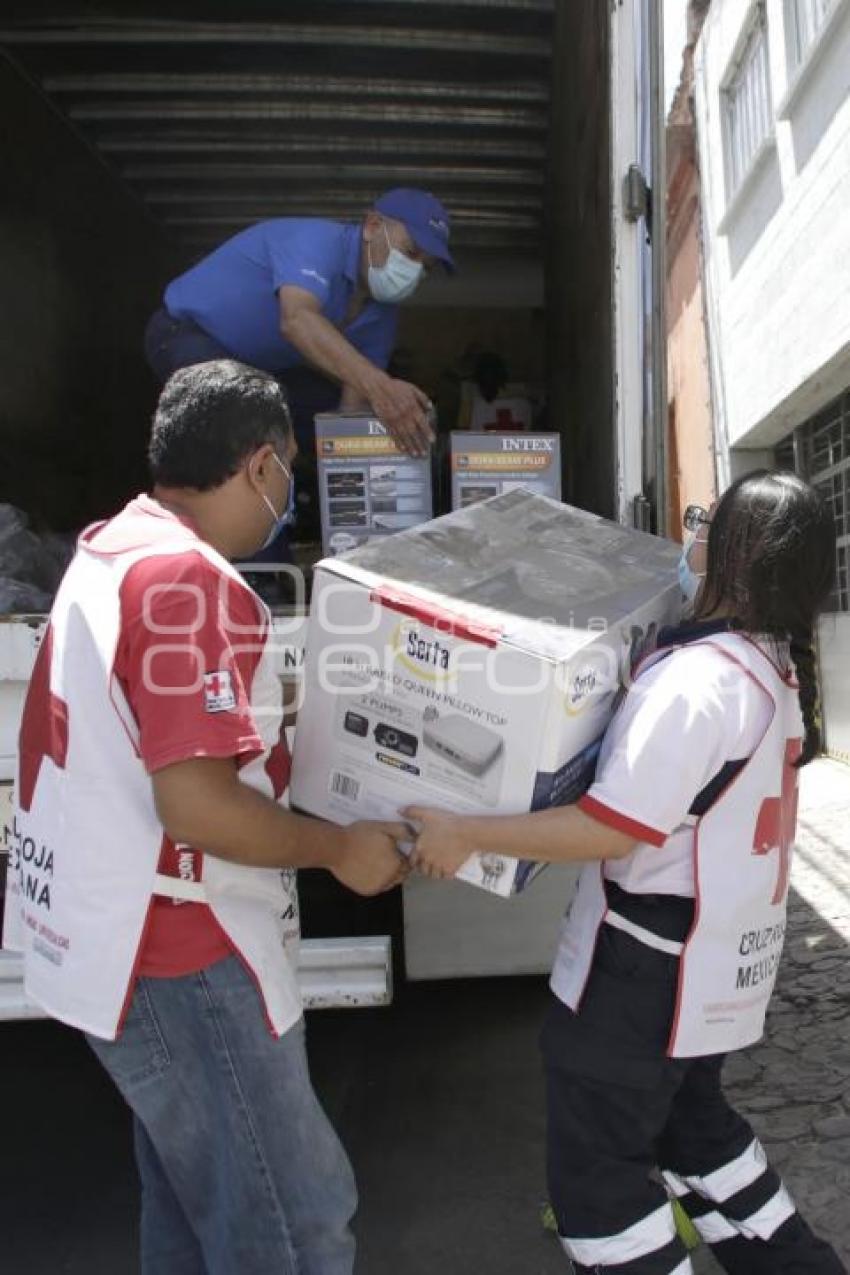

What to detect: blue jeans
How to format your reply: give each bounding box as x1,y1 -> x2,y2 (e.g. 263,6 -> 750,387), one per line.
86,956 -> 357,1275
144,307 -> 232,384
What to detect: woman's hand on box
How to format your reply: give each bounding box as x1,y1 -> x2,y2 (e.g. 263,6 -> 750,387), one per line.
403,806 -> 474,880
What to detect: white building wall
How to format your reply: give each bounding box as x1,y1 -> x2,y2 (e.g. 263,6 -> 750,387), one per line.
695,0 -> 850,459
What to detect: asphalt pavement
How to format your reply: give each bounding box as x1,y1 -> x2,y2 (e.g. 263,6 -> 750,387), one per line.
1,758 -> 848,1275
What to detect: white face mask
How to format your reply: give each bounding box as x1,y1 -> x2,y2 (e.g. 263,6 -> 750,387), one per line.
258,454 -> 295,551
367,223 -> 424,304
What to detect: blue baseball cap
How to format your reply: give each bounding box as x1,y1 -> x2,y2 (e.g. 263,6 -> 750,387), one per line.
374,188 -> 456,273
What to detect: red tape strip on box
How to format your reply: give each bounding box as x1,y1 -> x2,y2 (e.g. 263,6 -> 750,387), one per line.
370,587 -> 502,648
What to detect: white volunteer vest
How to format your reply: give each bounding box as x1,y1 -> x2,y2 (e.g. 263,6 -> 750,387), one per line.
551,634 -> 802,1058
2,522 -> 301,1041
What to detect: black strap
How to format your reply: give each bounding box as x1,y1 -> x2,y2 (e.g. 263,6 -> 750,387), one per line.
689,757 -> 747,816
604,880 -> 695,944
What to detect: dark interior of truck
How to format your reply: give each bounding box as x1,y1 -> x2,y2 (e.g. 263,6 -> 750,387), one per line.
1,1 -> 616,543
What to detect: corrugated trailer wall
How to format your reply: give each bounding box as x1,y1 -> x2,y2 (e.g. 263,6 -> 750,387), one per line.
0,53 -> 181,531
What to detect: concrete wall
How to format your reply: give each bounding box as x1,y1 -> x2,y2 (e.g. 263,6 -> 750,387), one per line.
0,54 -> 181,531
666,12 -> 718,538
819,614 -> 850,763
694,0 -> 850,456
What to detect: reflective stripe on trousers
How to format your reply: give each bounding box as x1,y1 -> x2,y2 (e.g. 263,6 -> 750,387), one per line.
559,1200 -> 693,1272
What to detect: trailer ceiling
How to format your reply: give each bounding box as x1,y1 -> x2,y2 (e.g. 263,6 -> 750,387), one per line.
1,0 -> 554,264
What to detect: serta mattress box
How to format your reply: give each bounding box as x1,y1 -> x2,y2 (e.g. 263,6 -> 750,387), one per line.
290,490 -> 681,896
315,412 -> 433,557
451,432 -> 561,510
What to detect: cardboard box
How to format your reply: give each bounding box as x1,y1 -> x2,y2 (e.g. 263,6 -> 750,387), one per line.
290,490 -> 681,896
451,431 -> 562,510
315,412 -> 433,557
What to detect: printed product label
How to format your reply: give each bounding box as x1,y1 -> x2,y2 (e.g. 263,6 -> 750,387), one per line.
450,432 -> 561,511
324,671 -> 508,819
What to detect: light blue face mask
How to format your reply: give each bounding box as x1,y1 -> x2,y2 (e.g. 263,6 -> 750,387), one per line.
678,528 -> 704,603
259,454 -> 295,551
367,223 -> 424,304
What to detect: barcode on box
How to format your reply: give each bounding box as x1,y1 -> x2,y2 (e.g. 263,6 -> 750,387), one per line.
330,772 -> 360,801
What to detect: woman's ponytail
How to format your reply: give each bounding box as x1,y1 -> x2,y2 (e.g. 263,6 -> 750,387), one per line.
695,471 -> 834,767
790,633 -> 823,767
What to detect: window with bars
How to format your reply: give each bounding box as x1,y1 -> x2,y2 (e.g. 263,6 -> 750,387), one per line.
722,4 -> 774,200
797,390 -> 850,613
785,0 -> 836,71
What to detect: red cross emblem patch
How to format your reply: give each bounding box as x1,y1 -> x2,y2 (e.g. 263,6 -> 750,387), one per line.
203,670 -> 236,714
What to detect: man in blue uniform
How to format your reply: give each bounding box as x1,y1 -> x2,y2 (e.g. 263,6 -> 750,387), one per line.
145,188 -> 454,459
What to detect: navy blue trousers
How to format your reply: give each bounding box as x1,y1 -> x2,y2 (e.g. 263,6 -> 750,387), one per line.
542,925 -> 845,1273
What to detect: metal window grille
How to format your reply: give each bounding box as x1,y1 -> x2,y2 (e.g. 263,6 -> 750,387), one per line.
787,0 -> 835,69
797,389 -> 850,613
723,5 -> 773,198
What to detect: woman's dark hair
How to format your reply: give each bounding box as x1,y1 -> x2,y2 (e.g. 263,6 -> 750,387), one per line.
148,360 -> 292,491
695,470 -> 836,766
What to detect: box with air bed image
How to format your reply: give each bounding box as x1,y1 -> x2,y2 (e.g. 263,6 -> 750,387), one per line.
290,490 -> 682,896
315,412 -> 433,557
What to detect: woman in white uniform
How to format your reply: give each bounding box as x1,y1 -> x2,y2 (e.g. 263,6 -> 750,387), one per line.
406,471 -> 845,1274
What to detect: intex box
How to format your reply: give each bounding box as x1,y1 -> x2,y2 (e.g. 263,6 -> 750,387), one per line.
290,490 -> 681,896
451,432 -> 562,510
315,412 -> 433,557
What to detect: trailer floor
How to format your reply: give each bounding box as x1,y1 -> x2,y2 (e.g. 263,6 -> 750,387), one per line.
1,762 -> 848,1274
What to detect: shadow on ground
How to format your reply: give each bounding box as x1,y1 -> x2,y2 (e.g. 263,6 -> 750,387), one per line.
1,880 -> 847,1274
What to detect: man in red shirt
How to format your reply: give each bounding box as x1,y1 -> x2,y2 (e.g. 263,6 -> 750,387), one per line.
7,360 -> 407,1274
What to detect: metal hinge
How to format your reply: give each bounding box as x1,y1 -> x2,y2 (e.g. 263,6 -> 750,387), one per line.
633,494 -> 652,532
623,164 -> 651,222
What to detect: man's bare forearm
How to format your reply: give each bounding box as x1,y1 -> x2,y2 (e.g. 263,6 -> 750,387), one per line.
153,758 -> 347,870
340,382 -> 371,411
282,308 -> 381,401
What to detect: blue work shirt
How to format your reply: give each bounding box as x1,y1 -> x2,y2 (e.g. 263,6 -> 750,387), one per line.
164,219 -> 399,375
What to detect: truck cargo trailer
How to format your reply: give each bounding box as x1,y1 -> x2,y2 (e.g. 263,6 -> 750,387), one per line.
0,0 -> 667,1017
